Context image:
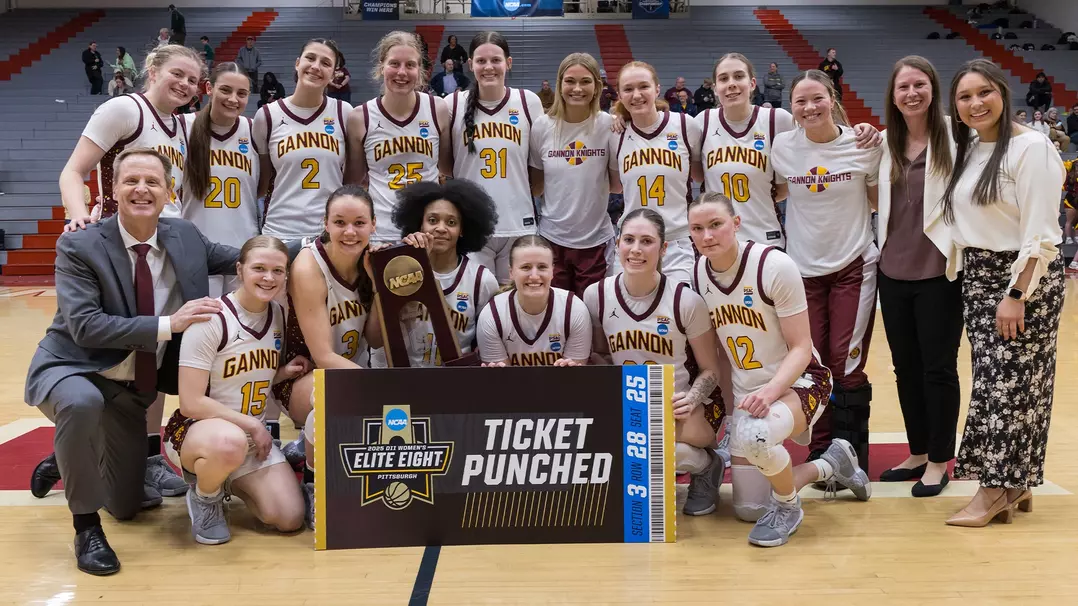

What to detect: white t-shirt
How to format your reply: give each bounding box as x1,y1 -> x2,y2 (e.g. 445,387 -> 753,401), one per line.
179,294 -> 284,422
949,130 -> 1065,294
771,126 -> 882,277
692,241 -> 809,399
450,87 -> 544,237
476,287 -> 592,365
615,111 -> 703,241
696,106 -> 796,247
82,93 -> 188,218
529,112 -> 617,249
583,274 -> 711,394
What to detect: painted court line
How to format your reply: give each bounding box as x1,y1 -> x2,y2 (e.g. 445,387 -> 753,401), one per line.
408,545 -> 441,606
0,418 -> 52,446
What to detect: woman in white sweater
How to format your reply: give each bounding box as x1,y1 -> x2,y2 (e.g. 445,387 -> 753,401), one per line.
941,59 -> 1066,527
876,56 -> 962,498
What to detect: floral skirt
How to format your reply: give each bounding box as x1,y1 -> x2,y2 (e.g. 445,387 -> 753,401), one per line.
955,249 -> 1065,488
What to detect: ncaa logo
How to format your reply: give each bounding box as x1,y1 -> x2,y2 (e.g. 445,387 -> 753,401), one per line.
325,124 -> 335,134
657,323 -> 669,336
754,140 -> 765,151
503,0 -> 520,9
456,300 -> 468,312
509,115 -> 519,125
550,342 -> 562,352
239,143 -> 249,154
667,140 -> 678,151
384,407 -> 409,430
179,143 -> 186,155
743,295 -> 753,307
419,127 -> 429,138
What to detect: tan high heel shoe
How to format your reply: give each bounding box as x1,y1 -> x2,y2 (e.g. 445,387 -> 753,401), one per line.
1009,489 -> 1033,513
945,492 -> 1013,527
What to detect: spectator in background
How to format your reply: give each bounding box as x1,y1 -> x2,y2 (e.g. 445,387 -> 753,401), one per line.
1029,110 -> 1050,136
236,37 -> 262,93
199,36 -> 214,69
694,78 -> 716,112
1026,72 -> 1052,112
82,41 -> 104,95
113,46 -> 137,84
1067,103 -> 1078,147
431,59 -> 467,97
175,94 -> 201,114
168,4 -> 186,45
600,69 -> 617,113
108,73 -> 133,97
818,48 -> 843,101
1045,107 -> 1070,151
538,80 -> 555,110
764,62 -> 785,108
258,72 -> 285,107
1064,160 -> 1077,250
671,89 -> 696,117
1015,109 -> 1028,123
663,76 -> 688,106
439,35 -> 467,75
155,28 -> 171,48
328,55 -> 351,104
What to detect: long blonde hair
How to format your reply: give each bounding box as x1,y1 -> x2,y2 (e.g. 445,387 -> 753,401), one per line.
548,53 -> 602,121
611,61 -> 670,122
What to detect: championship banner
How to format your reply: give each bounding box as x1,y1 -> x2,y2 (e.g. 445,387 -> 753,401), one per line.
313,364 -> 675,549
361,0 -> 399,20
469,0 -> 564,18
632,0 -> 669,19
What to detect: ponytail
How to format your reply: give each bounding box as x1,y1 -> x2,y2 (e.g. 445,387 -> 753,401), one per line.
185,62 -> 247,201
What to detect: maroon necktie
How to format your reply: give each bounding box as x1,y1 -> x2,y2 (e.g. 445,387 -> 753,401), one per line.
132,243 -> 157,392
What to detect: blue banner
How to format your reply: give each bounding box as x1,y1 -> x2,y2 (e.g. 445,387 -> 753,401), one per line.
632,0 -> 669,19
621,365 -> 650,543
362,0 -> 399,19
470,0 -> 564,18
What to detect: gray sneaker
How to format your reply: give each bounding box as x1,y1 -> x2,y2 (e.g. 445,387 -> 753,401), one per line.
748,495 -> 804,547
302,482 -> 315,530
283,437 -> 306,471
186,489 -> 230,545
684,449 -> 729,516
146,454 -> 188,497
715,432 -> 732,469
141,484 -> 162,509
820,438 -> 872,501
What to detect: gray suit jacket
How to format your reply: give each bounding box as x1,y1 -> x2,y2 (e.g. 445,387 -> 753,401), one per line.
24,217 -> 240,406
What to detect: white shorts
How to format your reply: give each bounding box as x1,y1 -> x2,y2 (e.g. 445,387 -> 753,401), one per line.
166,436 -> 287,484
610,236 -> 695,284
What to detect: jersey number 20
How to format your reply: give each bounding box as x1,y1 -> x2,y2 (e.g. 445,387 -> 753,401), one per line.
205,176 -> 241,208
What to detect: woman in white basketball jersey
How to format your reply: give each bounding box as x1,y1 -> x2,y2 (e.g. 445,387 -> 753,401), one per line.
529,52 -> 621,297
346,31 -> 451,243
447,31 -> 545,283
60,44 -> 203,230
255,38 -> 352,243
180,62 -> 260,297
612,61 -> 703,284
476,236 -> 592,366
583,209 -> 725,517
697,53 -> 880,249
393,180 -> 499,367
770,71 -> 882,476
166,236 -> 309,545
689,193 -> 870,547
273,186 -> 385,524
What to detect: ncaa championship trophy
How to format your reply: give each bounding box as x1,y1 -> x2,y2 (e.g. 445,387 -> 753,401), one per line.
368,244 -> 479,367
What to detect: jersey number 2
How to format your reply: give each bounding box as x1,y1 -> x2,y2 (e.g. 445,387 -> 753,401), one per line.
636,175 -> 666,207
479,148 -> 507,179
389,162 -> 424,190
301,159 -> 320,190
240,380 -> 270,416
205,176 -> 241,208
726,336 -> 763,370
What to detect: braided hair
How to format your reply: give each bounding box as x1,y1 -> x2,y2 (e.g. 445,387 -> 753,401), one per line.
462,31 -> 511,154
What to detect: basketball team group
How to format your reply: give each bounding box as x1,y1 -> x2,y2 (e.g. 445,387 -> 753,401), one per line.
23,28 -> 1066,576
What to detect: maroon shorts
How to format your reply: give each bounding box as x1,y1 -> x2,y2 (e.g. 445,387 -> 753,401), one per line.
792,358 -> 833,427
550,240 -> 611,298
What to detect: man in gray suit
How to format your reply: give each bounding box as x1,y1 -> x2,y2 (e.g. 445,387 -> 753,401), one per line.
24,148 -> 240,575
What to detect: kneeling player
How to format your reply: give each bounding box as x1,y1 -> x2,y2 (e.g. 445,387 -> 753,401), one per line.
476,235 -> 593,366
585,208 -> 728,516
689,192 -> 870,547
165,236 -> 311,544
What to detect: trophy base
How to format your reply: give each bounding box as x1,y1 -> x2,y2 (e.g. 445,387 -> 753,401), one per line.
443,350 -> 481,367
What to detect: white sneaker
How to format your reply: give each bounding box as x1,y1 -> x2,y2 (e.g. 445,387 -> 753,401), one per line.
1068,260 -> 1078,271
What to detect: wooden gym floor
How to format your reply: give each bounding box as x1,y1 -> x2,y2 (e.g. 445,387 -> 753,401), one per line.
0,281 -> 1076,605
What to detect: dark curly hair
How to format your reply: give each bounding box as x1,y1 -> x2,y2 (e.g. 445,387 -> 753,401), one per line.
391,179 -> 498,255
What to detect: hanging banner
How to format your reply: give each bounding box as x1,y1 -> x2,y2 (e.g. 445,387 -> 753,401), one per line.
361,0 -> 399,19
312,364 -> 676,550
470,0 -> 564,18
632,0 -> 669,19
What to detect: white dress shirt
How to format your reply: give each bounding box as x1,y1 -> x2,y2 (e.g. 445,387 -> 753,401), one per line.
98,218 -> 183,381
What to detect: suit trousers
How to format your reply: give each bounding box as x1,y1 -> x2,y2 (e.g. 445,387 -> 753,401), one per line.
878,272 -> 963,463
38,374 -> 155,518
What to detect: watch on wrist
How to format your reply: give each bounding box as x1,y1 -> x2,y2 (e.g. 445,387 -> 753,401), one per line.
1007,287 -> 1024,301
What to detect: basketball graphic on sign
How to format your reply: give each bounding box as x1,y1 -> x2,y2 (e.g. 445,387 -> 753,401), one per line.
383,481 -> 412,509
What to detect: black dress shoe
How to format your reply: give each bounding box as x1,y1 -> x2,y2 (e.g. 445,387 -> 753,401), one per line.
912,473 -> 949,498
30,453 -> 61,498
75,526 -> 120,576
879,463 -> 927,482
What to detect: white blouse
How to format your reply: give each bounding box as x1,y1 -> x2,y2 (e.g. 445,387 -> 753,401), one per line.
948,130 -> 1064,295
